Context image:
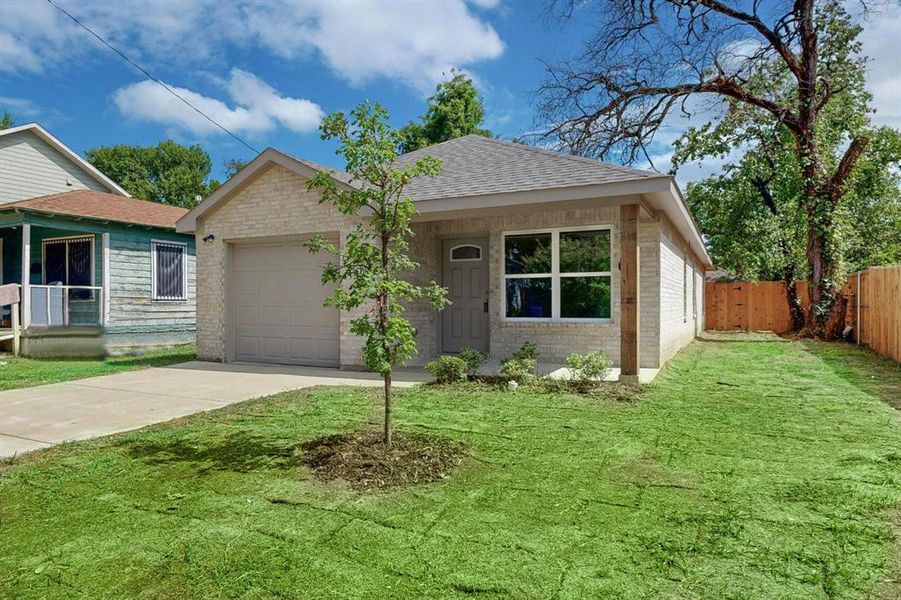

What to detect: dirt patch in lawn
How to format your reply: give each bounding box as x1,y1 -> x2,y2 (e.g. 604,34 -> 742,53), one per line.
300,429 -> 467,491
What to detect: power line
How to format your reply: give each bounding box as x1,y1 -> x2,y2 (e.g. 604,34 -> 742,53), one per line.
46,0 -> 259,154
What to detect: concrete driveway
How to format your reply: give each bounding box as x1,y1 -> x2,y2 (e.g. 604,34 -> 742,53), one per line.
0,361 -> 430,457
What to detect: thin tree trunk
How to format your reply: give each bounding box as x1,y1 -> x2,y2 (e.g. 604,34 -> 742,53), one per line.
379,229 -> 391,445
383,371 -> 391,445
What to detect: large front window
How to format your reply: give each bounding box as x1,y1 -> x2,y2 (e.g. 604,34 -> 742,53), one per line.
503,227 -> 612,321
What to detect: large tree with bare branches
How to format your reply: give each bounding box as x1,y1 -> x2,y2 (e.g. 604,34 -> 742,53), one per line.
537,0 -> 880,335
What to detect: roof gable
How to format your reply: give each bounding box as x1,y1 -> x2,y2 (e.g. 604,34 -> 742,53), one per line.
176,147 -> 353,233
0,123 -> 129,198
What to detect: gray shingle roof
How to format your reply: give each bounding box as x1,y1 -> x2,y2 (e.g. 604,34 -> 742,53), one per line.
279,151 -> 356,187
394,135 -> 660,202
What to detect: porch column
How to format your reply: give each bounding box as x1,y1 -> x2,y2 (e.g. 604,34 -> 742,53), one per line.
21,222 -> 30,329
102,232 -> 110,325
620,205 -> 640,382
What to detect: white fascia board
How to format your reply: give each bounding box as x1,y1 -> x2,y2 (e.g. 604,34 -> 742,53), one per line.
645,180 -> 713,268
409,177 -> 673,214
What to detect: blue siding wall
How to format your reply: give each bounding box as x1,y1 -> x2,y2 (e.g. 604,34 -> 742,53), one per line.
1,213 -> 196,352
107,227 -> 196,348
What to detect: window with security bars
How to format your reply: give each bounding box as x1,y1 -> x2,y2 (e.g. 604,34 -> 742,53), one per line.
152,241 -> 186,300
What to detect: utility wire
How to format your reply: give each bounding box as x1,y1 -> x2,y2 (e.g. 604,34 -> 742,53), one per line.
46,0 -> 259,154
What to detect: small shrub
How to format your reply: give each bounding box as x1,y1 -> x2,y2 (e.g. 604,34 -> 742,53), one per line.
458,346 -> 487,378
565,349 -> 613,389
499,357 -> 537,384
511,341 -> 539,363
425,355 -> 467,384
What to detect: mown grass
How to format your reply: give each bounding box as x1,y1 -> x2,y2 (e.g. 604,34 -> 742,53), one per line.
0,345 -> 196,391
1,337 -> 900,598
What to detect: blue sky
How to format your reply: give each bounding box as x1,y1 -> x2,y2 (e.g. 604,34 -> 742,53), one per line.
2,0 -> 899,187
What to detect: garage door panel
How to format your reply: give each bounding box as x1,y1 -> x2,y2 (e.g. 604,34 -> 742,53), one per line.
235,306 -> 260,326
317,338 -> 340,361
230,241 -> 339,367
261,337 -> 287,360
260,306 -> 289,327
288,337 -> 315,361
236,335 -> 260,358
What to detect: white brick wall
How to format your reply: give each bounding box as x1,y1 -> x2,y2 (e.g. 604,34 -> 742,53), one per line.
657,213 -> 704,365
639,218 -> 661,368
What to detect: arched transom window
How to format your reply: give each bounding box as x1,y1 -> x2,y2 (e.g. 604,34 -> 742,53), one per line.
450,244 -> 482,262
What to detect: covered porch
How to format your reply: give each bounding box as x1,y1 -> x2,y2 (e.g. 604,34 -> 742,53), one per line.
0,214 -> 109,352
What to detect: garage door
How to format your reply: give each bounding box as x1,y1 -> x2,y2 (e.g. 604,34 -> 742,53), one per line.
230,241 -> 339,367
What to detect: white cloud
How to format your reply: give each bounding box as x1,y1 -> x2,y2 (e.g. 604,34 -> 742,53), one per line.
648,148 -> 740,190
0,96 -> 40,116
246,1 -> 504,91
858,3 -> 901,129
0,0 -> 503,91
113,69 -> 324,136
468,0 -> 503,9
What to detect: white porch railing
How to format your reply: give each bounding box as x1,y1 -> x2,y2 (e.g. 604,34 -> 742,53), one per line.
27,285 -> 105,327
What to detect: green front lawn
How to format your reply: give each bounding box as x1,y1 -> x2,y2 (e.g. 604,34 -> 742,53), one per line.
0,345 -> 196,391
2,337 -> 900,598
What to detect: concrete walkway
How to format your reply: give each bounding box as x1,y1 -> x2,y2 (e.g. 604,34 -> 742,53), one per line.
0,361 -> 430,458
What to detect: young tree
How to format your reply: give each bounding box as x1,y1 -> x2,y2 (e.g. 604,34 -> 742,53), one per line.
0,112 -> 13,129
86,141 -> 218,207
538,0 -> 879,335
399,71 -> 492,154
306,102 -> 449,445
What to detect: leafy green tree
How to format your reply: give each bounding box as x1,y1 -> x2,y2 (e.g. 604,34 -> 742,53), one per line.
306,102 -> 449,445
399,71 -> 492,154
86,141 -> 218,207
0,112 -> 13,129
672,10 -> 901,332
538,0 -> 882,335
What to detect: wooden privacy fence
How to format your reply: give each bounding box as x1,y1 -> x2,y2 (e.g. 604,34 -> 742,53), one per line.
705,265 -> 901,362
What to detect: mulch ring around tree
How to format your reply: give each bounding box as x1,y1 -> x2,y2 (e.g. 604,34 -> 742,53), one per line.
299,429 -> 467,491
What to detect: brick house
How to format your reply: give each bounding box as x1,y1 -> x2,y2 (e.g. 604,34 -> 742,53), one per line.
176,135 -> 711,380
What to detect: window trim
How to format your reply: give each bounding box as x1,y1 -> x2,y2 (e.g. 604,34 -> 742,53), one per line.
41,234 -> 95,286
449,243 -> 483,262
502,225 -> 613,323
151,239 -> 188,301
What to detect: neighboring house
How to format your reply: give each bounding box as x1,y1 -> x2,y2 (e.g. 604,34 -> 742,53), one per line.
177,135 -> 712,380
0,123 -> 196,356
